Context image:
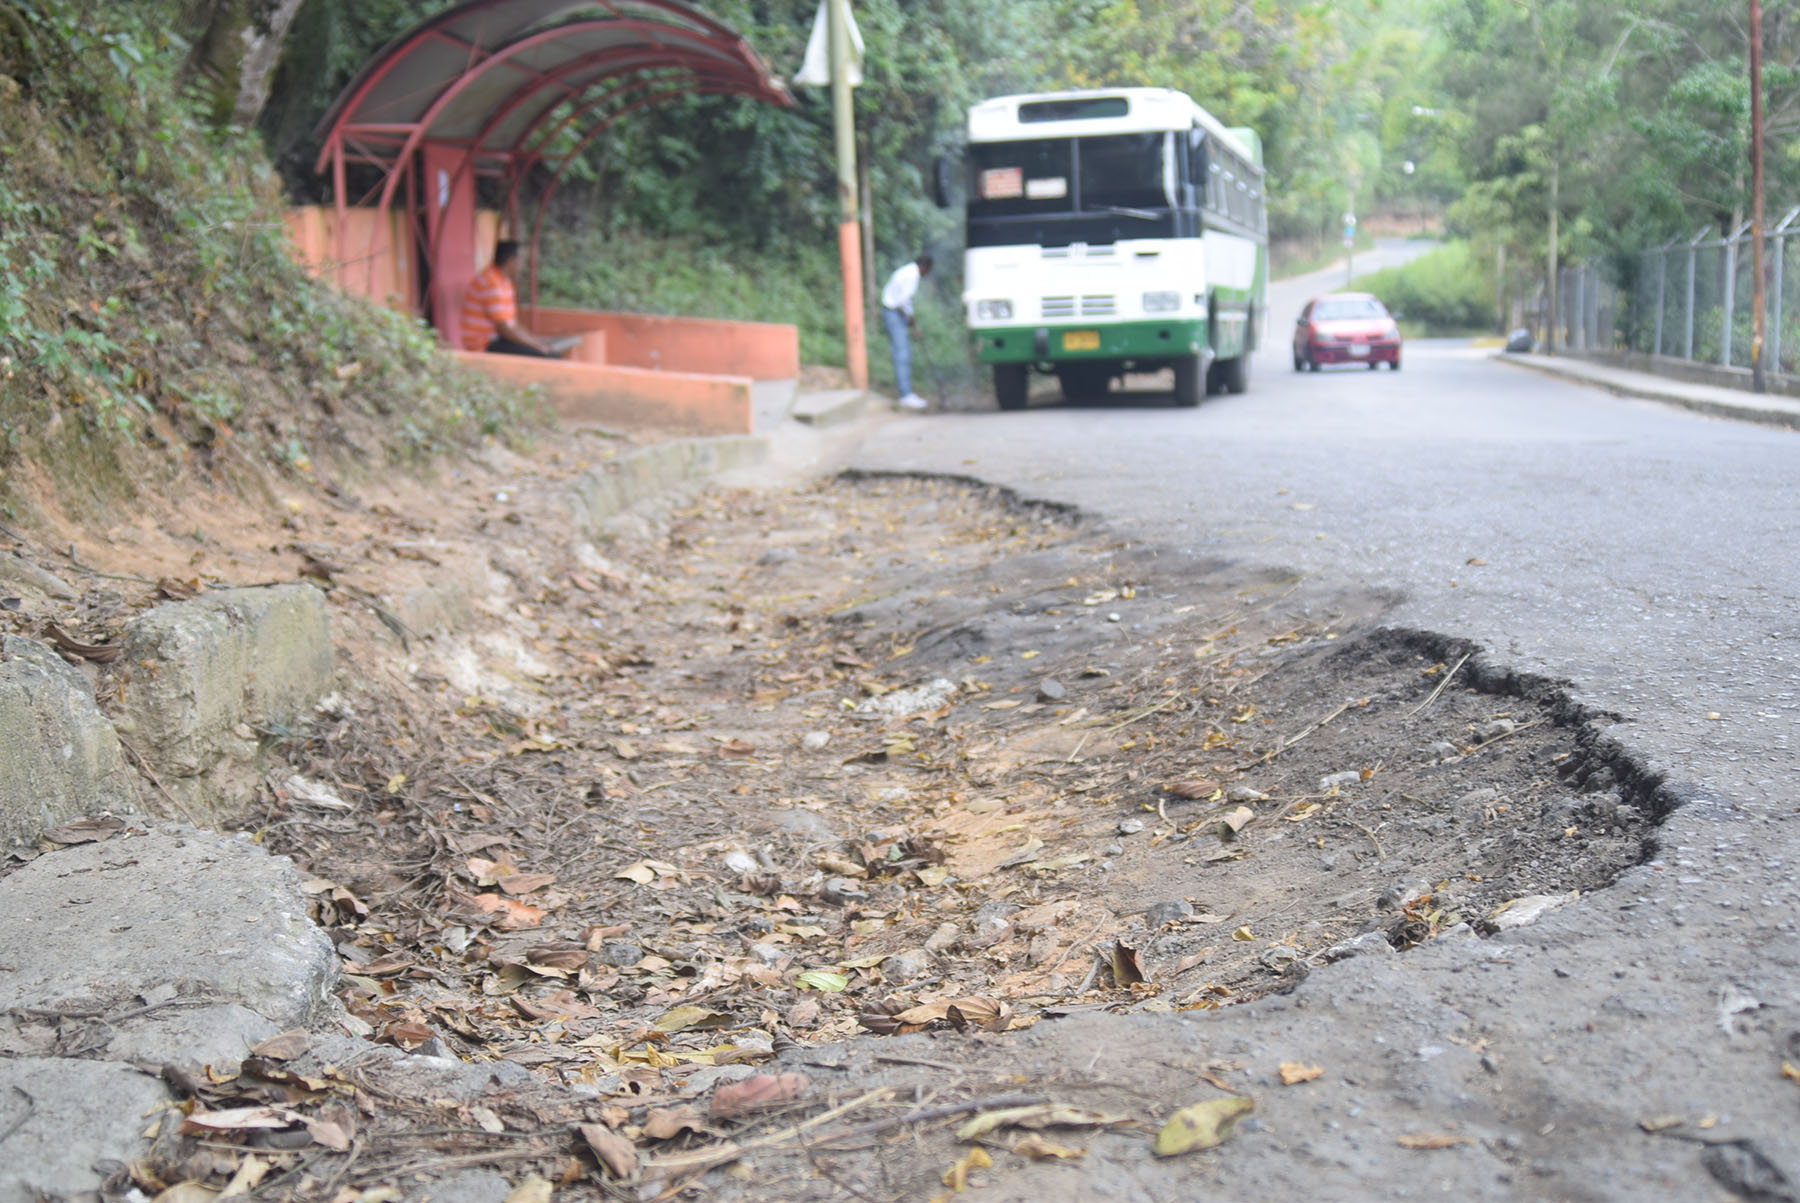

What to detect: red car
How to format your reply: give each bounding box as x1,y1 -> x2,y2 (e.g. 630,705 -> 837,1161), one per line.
1293,293 -> 1402,371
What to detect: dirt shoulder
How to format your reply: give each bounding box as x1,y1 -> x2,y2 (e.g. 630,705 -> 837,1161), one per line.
4,441 -> 1659,1200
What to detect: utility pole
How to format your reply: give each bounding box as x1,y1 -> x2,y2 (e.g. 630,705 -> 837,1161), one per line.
1750,0 -> 1768,392
1546,158 -> 1559,354
828,0 -> 867,388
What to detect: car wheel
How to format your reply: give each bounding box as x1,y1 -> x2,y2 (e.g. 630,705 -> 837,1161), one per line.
1293,352 -> 1304,372
1308,355 -> 1321,373
1367,359 -> 1378,370
1390,357 -> 1402,372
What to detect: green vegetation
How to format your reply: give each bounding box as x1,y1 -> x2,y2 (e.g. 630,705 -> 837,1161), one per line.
1356,243 -> 1495,336
0,0 -> 529,510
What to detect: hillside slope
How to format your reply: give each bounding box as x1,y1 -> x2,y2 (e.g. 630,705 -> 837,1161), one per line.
0,0 -> 534,522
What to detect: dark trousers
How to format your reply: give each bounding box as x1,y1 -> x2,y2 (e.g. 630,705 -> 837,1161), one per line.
486,336 -> 554,358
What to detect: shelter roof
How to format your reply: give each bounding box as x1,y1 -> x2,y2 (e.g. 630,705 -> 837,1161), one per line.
315,0 -> 791,176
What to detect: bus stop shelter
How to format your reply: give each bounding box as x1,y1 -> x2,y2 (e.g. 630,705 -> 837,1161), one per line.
297,0 -> 799,433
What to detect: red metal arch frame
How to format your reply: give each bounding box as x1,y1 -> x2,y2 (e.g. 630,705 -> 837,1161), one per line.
312,0 -> 791,314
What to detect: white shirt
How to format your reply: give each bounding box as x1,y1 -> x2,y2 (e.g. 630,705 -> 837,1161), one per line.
881,261 -> 921,315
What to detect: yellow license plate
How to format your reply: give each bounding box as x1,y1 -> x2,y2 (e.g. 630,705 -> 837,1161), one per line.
1062,330 -> 1100,351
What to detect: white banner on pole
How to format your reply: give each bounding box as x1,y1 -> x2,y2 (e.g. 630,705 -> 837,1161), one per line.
793,0 -> 862,87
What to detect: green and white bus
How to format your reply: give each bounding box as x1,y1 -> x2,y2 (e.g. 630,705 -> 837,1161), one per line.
954,88 -> 1267,410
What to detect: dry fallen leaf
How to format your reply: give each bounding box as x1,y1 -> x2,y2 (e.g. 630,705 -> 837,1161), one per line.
249,1030 -> 310,1061
1231,925 -> 1255,942
1152,1096 -> 1255,1156
954,1104 -> 1131,1141
1216,806 -> 1255,838
615,862 -> 658,885
1013,1134 -> 1086,1160
179,1106 -> 302,1134
642,1105 -> 708,1141
652,1004 -> 730,1033
579,1123 -> 638,1179
503,1174 -> 554,1203
1278,1062 -> 1323,1085
473,893 -> 545,929
1397,1132 -> 1475,1149
1163,779 -> 1219,800
941,1146 -> 993,1191
41,817 -> 126,845
1108,941 -> 1147,986
710,1073 -> 811,1119
796,970 -> 849,993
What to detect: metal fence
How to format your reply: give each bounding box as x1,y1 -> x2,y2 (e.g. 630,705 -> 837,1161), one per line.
1544,210 -> 1800,375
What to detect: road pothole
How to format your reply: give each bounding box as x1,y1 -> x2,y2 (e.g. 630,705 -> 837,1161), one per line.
256,473 -> 1655,1074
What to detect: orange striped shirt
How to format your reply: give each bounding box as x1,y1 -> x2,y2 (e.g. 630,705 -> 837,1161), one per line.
460,264 -> 516,351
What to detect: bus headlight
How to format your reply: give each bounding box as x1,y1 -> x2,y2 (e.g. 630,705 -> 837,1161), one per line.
975,299 -> 1013,321
1142,291 -> 1182,312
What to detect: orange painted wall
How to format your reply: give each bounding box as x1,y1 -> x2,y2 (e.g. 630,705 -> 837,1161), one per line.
285,206 -> 501,322
283,207 -> 417,313
527,307 -> 799,381
450,352 -> 752,436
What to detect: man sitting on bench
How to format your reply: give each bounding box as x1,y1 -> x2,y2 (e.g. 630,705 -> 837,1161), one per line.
461,240 -> 566,357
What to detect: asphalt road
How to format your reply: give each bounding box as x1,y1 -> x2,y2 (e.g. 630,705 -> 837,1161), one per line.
842,238 -> 1800,1199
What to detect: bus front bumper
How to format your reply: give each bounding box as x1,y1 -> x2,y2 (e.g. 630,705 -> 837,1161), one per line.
971,319 -> 1207,366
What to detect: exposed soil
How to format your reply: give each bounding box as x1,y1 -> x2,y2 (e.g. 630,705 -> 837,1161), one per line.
2,452 -> 1658,1200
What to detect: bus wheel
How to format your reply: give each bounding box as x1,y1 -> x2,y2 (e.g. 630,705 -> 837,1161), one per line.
1219,353 -> 1250,395
1172,355 -> 1203,407
995,364 -> 1029,411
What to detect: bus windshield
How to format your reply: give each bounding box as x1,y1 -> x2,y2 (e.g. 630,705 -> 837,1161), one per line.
968,133 -> 1168,220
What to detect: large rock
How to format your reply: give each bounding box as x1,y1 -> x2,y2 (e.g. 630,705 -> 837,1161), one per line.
0,635 -> 142,850
113,585 -> 332,808
0,827 -> 339,1067
0,1058 -> 169,1203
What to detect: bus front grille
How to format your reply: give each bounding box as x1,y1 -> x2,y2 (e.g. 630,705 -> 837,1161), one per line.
1041,297 -> 1076,319
1081,295 -> 1116,316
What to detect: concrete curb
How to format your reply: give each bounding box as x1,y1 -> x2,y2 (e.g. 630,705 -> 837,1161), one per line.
790,388 -> 869,427
1493,351 -> 1800,432
559,434 -> 770,536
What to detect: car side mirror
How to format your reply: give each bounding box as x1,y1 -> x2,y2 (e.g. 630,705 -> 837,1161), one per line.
932,153 -> 954,209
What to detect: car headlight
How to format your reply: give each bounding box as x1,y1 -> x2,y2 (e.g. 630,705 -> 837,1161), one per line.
1142,291 -> 1181,313
974,299 -> 1013,321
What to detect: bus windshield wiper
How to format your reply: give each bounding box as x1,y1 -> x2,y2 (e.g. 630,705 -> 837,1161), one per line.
1088,204 -> 1160,220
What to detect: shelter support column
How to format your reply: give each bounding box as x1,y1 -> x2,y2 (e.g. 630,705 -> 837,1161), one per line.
829,0 -> 867,388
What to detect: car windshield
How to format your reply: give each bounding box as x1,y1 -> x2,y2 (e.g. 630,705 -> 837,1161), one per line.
1313,298 -> 1387,321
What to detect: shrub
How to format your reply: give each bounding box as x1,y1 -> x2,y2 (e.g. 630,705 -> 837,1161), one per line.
1356,242 -> 1493,334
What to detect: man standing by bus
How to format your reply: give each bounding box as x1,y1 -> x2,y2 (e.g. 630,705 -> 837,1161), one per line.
461,240 -> 559,357
880,252 -> 933,410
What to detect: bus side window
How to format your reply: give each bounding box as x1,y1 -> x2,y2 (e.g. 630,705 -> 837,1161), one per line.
1208,161 -> 1221,212
1186,130 -> 1207,210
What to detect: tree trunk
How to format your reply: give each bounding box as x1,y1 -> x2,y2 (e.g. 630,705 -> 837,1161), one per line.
180,0 -> 307,129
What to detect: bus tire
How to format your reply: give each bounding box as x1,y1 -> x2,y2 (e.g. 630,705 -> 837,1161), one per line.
1219,353 -> 1249,395
1172,354 -> 1203,407
995,364 -> 1029,411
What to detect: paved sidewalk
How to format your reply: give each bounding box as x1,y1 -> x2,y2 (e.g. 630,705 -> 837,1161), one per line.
1495,350 -> 1800,430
